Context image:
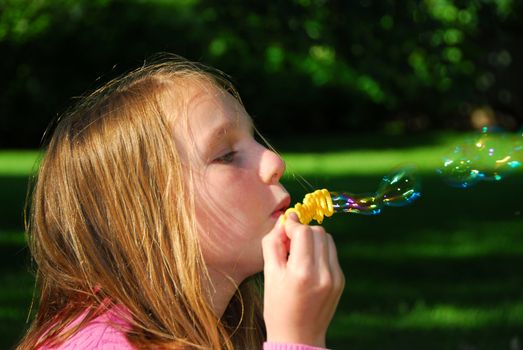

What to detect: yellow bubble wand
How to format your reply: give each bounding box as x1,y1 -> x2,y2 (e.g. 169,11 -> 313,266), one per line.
284,167 -> 421,225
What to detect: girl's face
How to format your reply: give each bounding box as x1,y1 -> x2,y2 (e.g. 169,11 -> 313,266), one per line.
174,82 -> 289,280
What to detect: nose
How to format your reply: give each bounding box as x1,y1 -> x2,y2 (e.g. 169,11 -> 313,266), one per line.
259,148 -> 286,184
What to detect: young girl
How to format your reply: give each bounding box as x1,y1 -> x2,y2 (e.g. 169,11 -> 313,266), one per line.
18,54 -> 345,349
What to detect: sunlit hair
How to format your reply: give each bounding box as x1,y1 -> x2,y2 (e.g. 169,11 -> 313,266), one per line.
17,54 -> 265,350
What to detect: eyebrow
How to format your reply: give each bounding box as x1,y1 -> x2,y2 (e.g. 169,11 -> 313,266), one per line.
205,121 -> 234,148
203,118 -> 254,153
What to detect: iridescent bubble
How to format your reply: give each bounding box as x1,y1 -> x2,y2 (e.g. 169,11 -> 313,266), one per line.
376,167 -> 420,207
331,166 -> 421,215
514,127 -> 523,160
437,127 -> 522,188
286,167 -> 421,224
330,192 -> 381,215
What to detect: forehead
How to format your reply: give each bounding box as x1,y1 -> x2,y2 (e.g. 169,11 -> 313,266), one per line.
168,79 -> 251,158
187,82 -> 248,131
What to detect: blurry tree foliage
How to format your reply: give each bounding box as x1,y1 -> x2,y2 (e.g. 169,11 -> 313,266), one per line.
0,0 -> 522,147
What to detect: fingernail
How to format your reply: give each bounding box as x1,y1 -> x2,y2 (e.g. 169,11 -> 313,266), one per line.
287,212 -> 299,222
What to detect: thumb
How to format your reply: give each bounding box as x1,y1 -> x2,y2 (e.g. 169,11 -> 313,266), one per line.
262,215 -> 288,269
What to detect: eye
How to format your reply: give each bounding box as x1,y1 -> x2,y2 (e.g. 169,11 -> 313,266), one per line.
213,151 -> 237,164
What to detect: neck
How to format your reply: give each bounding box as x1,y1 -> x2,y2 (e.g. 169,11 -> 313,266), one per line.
205,267 -> 245,318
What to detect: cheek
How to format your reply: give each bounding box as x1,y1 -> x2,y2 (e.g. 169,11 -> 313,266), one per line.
195,169 -> 250,233
195,190 -> 260,270
204,169 -> 257,214
195,169 -> 265,245
194,170 -> 269,274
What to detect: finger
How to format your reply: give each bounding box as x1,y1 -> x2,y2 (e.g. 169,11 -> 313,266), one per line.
262,215 -> 288,269
310,226 -> 330,272
285,213 -> 315,267
322,234 -> 344,318
326,233 -> 345,292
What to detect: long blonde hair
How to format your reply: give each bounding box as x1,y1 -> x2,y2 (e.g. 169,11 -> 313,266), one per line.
18,54 -> 265,349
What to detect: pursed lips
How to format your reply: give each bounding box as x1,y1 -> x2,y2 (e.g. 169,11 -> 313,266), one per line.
271,195 -> 291,218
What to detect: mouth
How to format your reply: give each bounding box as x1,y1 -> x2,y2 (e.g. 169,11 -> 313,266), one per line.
271,196 -> 291,218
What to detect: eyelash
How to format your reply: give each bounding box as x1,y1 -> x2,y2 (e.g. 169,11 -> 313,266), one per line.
214,151 -> 237,164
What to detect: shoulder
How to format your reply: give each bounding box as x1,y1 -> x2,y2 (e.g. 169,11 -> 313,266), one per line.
40,305 -> 135,350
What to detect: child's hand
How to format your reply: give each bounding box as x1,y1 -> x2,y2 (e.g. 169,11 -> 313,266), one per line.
262,212 -> 345,347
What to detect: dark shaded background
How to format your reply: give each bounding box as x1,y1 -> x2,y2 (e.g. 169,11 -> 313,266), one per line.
1,0 -> 523,148
2,2 -> 523,349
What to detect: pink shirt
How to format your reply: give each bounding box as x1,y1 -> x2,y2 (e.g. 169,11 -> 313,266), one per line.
39,306 -> 327,350
38,305 -> 133,350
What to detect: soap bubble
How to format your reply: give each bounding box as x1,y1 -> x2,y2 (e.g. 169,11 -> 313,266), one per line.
437,127 -> 522,188
331,166 -> 421,215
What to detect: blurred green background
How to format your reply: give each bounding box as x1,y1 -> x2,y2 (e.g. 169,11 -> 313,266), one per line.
2,0 -> 523,146
1,0 -> 522,349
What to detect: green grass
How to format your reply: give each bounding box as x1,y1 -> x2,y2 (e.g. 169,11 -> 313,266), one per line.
282,145 -> 450,176
0,150 -> 42,176
2,132 -> 522,349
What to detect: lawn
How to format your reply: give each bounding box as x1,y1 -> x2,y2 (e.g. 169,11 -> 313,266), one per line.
1,132 -> 522,349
